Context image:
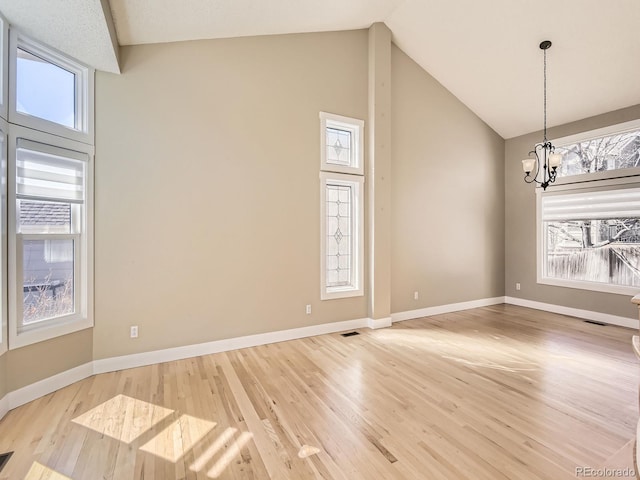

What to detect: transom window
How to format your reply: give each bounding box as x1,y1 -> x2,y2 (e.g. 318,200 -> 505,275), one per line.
555,120 -> 640,180
9,31 -> 93,143
16,48 -> 76,129
320,112 -> 363,175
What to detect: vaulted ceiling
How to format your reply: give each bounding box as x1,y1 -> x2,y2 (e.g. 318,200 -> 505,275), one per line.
2,0 -> 639,139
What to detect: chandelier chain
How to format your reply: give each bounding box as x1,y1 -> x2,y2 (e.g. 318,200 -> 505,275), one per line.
543,47 -> 547,142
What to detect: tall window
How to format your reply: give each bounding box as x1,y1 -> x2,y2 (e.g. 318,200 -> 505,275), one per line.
16,140 -> 84,324
319,112 -> 364,300
0,29 -> 95,348
538,120 -> 640,295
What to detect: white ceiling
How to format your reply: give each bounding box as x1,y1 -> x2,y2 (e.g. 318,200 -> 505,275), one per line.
4,0 -> 640,138
0,0 -> 120,74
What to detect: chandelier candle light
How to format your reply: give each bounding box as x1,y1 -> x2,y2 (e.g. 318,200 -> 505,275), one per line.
522,40 -> 562,190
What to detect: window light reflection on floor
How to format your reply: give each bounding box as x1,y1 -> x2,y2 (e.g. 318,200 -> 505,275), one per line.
70,395 -> 256,477
140,414 -> 217,463
189,427 -> 238,473
207,431 -> 254,478
72,394 -> 174,444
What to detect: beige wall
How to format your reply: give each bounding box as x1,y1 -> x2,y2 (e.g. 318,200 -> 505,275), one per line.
505,104 -> 640,319
390,46 -> 505,313
94,31 -> 369,359
5,329 -> 92,391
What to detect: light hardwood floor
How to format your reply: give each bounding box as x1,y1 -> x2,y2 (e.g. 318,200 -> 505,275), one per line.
0,304 -> 638,479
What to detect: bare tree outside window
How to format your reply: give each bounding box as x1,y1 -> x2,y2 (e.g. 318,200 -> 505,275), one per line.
556,130 -> 640,177
545,218 -> 640,287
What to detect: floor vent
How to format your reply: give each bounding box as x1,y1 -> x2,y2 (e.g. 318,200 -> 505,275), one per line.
584,320 -> 607,326
341,331 -> 360,337
0,452 -> 13,472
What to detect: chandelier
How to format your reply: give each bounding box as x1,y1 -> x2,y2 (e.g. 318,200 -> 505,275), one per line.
522,40 -> 562,190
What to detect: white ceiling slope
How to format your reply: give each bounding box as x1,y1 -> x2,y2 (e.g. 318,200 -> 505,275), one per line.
0,0 -> 120,73
109,0 -> 404,46
108,0 -> 640,139
4,0 -> 640,138
386,0 -> 640,138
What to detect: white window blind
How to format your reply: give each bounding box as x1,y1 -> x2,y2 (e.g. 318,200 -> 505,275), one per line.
541,187 -> 640,221
16,139 -> 85,203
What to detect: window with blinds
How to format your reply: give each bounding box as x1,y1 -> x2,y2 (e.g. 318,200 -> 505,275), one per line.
13,139 -> 86,329
539,185 -> 640,293
16,140 -> 85,204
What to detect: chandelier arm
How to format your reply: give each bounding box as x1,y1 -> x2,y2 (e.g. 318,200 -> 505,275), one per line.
523,149 -> 542,185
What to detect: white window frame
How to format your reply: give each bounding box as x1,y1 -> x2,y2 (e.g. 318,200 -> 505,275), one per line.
8,31 -> 94,145
320,172 -> 364,300
552,118 -> 640,186
537,175 -> 640,296
0,12 -> 8,122
8,125 -> 93,349
536,119 -> 640,295
320,112 -> 364,175
0,118 -> 7,355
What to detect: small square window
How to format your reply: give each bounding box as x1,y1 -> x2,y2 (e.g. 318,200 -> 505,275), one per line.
320,112 -> 364,175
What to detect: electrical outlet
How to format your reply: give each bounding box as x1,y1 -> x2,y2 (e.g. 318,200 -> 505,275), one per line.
306,304 -> 312,315
130,326 -> 138,338
414,291 -> 419,300
516,283 -> 521,291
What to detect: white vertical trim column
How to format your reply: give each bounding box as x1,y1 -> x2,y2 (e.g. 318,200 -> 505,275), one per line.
367,23 -> 392,326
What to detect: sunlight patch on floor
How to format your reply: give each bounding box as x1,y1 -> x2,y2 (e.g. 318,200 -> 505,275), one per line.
140,414 -> 217,462
207,431 -> 254,478
72,394 -> 174,444
375,328 -> 541,371
189,427 -> 238,473
25,462 -> 72,480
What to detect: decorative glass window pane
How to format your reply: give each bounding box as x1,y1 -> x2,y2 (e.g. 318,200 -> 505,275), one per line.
556,128 -> 640,177
320,112 -> 363,175
16,48 -> 76,129
23,238 -> 75,324
326,127 -> 352,166
325,184 -> 353,288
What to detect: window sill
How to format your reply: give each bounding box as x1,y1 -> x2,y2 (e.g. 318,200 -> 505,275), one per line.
321,287 -> 364,300
9,315 -> 92,349
538,277 -> 639,296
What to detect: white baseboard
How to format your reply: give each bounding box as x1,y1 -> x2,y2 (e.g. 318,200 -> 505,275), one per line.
1,295 -> 635,423
504,296 -> 639,329
94,317 -> 371,375
368,317 -> 392,329
7,362 -> 93,411
391,296 -> 506,323
0,393 -> 8,419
